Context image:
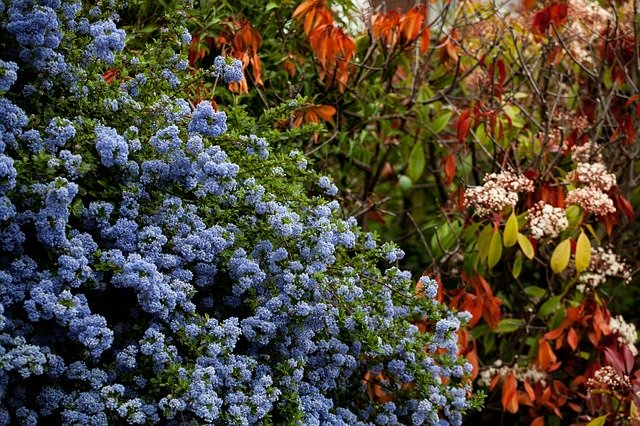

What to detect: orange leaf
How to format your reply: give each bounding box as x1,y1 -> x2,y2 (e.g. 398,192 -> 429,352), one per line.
524,380 -> 536,402
501,372 -> 519,413
444,153 -> 456,185
466,348 -> 480,381
314,105 -> 337,123
420,26 -> 431,53
531,415 -> 545,426
567,327 -> 579,351
482,295 -> 502,328
399,5 -> 426,45
538,338 -> 558,371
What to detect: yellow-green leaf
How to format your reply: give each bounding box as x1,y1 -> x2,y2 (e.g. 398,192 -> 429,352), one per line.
406,142 -> 425,182
495,318 -> 524,334
575,231 -> 591,273
477,224 -> 493,261
517,233 -> 534,259
586,415 -> 608,426
512,251 -> 522,278
503,211 -> 518,247
487,228 -> 502,269
551,238 -> 571,274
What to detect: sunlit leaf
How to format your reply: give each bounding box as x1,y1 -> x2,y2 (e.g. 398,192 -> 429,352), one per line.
586,415 -> 608,426
487,228 -> 502,269
550,238 -> 571,274
575,231 -> 591,274
503,211 -> 518,247
517,233 -> 535,259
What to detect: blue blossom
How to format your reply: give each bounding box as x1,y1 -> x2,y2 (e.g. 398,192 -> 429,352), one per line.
161,69 -> 180,89
213,56 -> 244,83
87,20 -> 126,64
181,28 -> 192,45
188,101 -> 227,137
95,125 -> 128,167
0,61 -> 18,92
44,117 -> 76,151
318,175 -> 338,196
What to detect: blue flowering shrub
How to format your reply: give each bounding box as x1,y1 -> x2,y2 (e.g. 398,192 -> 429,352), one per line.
0,1 -> 481,424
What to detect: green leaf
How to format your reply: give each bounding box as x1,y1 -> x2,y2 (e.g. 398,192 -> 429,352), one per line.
265,1 -> 279,10
495,318 -> 524,334
428,111 -> 452,134
586,415 -> 608,426
398,175 -> 412,191
517,233 -> 534,259
503,211 -> 518,247
477,224 -> 493,261
512,251 -> 522,278
565,204 -> 583,228
538,295 -> 562,318
575,231 -> 591,274
406,142 -> 425,182
550,238 -> 571,274
523,286 -> 546,298
487,228 -> 502,269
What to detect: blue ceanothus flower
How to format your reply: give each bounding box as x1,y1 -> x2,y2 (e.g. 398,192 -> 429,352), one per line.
0,1 -> 475,424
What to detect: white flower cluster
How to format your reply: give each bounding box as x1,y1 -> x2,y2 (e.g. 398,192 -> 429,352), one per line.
587,365 -> 630,391
609,315 -> 639,356
527,201 -> 569,240
477,360 -> 547,387
567,162 -> 617,192
464,171 -> 534,217
578,246 -> 632,291
565,143 -> 618,216
571,142 -> 601,163
562,0 -> 613,67
566,187 -> 616,216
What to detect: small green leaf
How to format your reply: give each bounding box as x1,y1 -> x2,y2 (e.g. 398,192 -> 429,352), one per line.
523,286 -> 546,298
398,175 -> 412,191
550,238 -> 571,274
487,228 -> 502,269
538,295 -> 562,317
512,251 -> 523,278
265,1 -> 279,10
575,231 -> 591,274
495,318 -> 524,334
517,233 -> 535,259
565,204 -> 583,227
503,211 -> 518,247
406,142 -> 425,182
428,111 -> 453,134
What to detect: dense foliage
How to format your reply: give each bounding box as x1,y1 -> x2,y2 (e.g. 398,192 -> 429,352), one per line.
0,1 -> 480,425
126,0 -> 640,424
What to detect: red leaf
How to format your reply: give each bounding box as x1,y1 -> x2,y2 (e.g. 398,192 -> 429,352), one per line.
443,154 -> 456,185
456,109 -> 472,144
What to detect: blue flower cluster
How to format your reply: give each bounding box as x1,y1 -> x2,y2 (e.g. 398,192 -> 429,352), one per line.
0,1 -> 475,425
213,56 -> 244,84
